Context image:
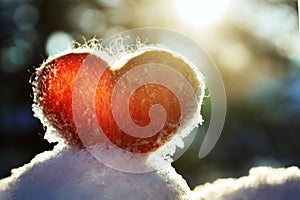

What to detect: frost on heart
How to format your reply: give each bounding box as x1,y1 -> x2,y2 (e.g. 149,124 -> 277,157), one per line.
0,37 -> 206,199
30,36 -> 206,172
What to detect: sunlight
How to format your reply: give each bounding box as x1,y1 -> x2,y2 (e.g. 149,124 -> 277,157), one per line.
175,0 -> 232,27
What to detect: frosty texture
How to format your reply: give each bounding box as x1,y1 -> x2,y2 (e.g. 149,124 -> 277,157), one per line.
0,145 -> 191,200
33,49 -> 204,154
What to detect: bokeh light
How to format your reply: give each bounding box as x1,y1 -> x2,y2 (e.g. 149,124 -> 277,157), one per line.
14,4 -> 39,30
175,0 -> 232,27
46,31 -> 73,55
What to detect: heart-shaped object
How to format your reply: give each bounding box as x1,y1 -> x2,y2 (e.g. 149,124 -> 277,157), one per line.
33,49 -> 202,153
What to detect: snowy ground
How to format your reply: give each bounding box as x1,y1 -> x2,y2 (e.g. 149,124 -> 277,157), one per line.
1,141 -> 300,200
191,166 -> 300,200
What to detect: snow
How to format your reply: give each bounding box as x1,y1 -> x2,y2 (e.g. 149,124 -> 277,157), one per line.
191,166 -> 300,200
3,147 -> 300,200
0,127 -> 192,200
1,130 -> 300,200
0,144 -> 191,200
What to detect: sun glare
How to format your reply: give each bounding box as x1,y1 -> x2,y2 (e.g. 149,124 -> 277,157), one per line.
175,0 -> 232,27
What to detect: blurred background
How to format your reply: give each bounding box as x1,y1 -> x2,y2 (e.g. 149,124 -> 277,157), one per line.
0,0 -> 299,189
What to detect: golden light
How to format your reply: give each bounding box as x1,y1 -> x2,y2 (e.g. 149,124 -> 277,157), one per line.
175,0 -> 232,27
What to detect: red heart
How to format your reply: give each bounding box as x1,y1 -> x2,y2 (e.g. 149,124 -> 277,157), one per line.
33,50 -> 201,153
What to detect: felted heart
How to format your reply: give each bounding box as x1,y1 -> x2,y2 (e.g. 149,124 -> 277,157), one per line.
33,49 -> 203,153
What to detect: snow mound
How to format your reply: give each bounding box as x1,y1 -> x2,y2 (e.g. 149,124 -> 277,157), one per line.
191,166 -> 300,200
0,145 -> 190,200
3,143 -> 300,200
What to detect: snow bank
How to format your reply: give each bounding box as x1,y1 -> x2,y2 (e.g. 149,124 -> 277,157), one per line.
2,144 -> 300,200
0,144 -> 190,200
191,166 -> 300,200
